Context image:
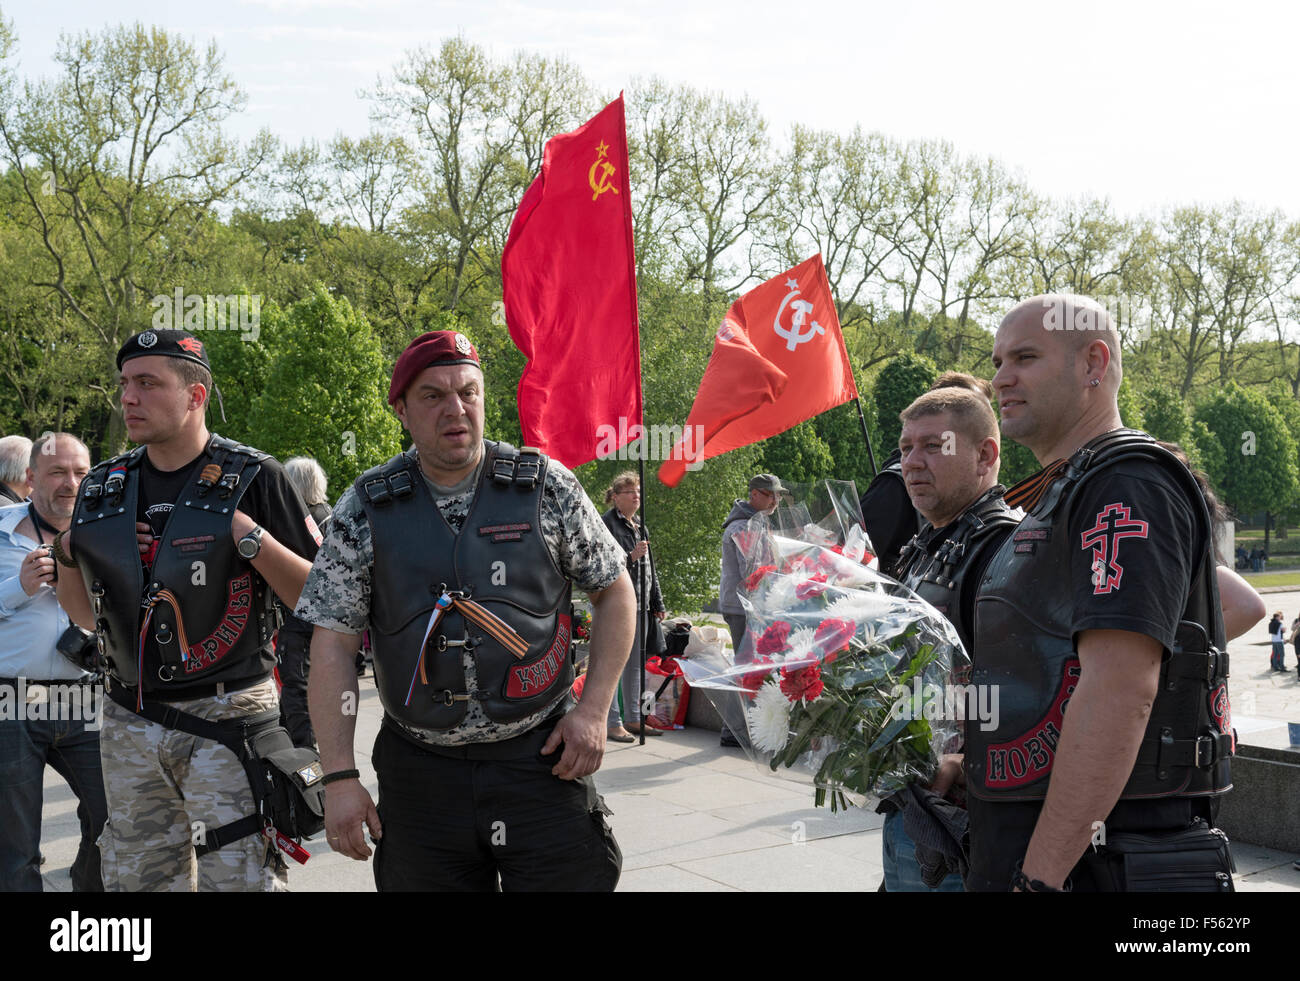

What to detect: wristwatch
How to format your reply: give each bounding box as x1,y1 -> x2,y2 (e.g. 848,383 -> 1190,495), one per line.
237,525 -> 265,560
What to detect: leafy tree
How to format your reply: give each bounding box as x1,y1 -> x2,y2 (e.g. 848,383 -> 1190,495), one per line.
1116,375 -> 1145,431
1193,382 -> 1298,548
1139,379 -> 1190,445
0,20 -> 274,451
813,396 -> 879,495
872,353 -> 937,454
755,420 -> 834,485
248,286 -> 403,493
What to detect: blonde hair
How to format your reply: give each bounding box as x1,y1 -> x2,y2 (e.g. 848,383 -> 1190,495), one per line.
604,470 -> 639,505
900,387 -> 999,446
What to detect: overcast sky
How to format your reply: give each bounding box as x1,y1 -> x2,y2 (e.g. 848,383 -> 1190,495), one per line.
6,0 -> 1299,218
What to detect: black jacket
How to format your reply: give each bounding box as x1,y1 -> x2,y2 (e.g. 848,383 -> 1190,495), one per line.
601,506 -> 664,614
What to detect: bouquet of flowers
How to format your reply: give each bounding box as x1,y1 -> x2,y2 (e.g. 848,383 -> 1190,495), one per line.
571,606 -> 592,641
681,480 -> 965,811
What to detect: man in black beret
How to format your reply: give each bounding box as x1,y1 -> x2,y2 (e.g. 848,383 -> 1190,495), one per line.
56,328 -> 321,891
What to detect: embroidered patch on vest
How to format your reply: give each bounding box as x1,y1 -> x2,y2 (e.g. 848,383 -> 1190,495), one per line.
1209,683 -> 1233,754
184,573 -> 254,672
170,534 -> 216,554
1013,528 -> 1049,541
985,659 -> 1080,789
505,614 -> 570,699
1013,527 -> 1048,555
1080,501 -> 1149,595
479,521 -> 532,543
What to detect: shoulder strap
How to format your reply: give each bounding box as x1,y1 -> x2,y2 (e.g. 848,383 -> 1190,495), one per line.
357,450 -> 419,507
207,433 -> 269,464
105,683 -> 282,856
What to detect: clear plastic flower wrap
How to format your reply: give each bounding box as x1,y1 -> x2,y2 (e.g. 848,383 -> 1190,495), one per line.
680,479 -> 967,811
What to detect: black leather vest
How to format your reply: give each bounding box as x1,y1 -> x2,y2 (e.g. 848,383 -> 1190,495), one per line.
71,435 -> 277,693
968,430 -> 1232,802
358,441 -> 572,732
895,485 -> 1019,657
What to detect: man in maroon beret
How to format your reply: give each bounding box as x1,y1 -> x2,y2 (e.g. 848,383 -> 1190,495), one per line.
298,329 -> 636,891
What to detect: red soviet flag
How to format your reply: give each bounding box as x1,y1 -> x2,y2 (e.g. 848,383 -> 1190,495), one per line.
502,94 -> 641,470
658,254 -> 858,488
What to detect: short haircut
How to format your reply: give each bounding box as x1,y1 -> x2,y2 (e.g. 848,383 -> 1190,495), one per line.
930,371 -> 995,404
284,456 -> 328,507
0,435 -> 33,485
169,358 -> 213,408
29,432 -> 91,470
900,387 -> 999,446
604,470 -> 638,505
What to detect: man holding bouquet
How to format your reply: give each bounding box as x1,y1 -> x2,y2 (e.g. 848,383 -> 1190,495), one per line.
883,386 -> 1019,891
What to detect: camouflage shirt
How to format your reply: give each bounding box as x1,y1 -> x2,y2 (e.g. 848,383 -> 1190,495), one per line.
295,444 -> 624,745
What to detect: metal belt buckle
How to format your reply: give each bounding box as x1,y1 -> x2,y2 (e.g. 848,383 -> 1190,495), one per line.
26,683 -> 48,705
491,457 -> 515,485
388,471 -> 414,499
363,477 -> 392,506
217,472 -> 241,497
514,458 -> 540,488
438,689 -> 457,706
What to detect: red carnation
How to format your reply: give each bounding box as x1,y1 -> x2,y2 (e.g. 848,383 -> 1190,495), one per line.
755,621 -> 792,657
795,573 -> 829,600
785,554 -> 816,576
814,617 -> 856,663
737,657 -> 775,697
743,565 -> 777,592
779,663 -> 824,703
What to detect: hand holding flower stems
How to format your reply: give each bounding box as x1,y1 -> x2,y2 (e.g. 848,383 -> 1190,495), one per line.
681,479 -> 965,813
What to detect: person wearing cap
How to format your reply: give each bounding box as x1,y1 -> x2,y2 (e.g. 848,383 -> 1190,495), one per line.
297,329 -> 635,891
717,473 -> 782,748
55,328 -> 321,891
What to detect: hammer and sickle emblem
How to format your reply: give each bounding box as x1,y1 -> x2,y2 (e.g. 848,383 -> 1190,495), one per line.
773,278 -> 826,352
588,140 -> 620,201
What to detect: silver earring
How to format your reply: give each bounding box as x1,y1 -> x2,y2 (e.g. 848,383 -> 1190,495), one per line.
1090,378 -> 1100,387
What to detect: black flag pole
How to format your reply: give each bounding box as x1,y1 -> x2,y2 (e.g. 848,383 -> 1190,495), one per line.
854,396 -> 879,478
636,452 -> 647,746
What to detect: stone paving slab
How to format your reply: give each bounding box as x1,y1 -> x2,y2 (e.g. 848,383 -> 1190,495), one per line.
35,645 -> 1299,893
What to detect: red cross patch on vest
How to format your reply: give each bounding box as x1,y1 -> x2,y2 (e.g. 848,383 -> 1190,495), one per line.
1080,502 -> 1149,595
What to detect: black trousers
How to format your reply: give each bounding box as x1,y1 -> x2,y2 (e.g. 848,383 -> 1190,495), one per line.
371,721 -> 621,892
274,634 -> 315,750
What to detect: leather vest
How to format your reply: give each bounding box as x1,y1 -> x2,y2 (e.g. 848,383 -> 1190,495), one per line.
358,441 -> 572,732
71,435 -> 277,692
895,485 -> 1019,657
967,430 -> 1232,802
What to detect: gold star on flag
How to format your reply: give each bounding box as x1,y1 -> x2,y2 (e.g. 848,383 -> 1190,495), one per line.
595,140 -> 610,158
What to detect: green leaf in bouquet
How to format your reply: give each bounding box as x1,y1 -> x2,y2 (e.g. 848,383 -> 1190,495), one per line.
830,661 -> 894,688
866,707 -> 915,755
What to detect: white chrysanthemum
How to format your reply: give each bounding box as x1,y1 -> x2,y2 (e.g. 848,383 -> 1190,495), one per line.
777,626 -> 820,669
747,681 -> 792,754
758,572 -> 798,613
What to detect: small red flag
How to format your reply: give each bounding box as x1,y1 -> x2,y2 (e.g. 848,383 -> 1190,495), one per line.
658,255 -> 858,487
502,95 -> 641,470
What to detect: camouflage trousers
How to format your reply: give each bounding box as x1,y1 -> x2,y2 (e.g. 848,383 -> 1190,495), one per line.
98,678 -> 288,892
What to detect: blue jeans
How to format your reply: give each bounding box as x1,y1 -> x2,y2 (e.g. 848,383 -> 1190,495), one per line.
0,705 -> 107,892
608,616 -> 646,727
1272,641 -> 1286,670
882,808 -> 964,892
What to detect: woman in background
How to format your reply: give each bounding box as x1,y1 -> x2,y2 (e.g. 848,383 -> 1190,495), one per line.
601,472 -> 666,742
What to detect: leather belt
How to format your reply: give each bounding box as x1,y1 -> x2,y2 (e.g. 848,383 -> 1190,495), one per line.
107,671 -> 273,704
383,713 -> 563,761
